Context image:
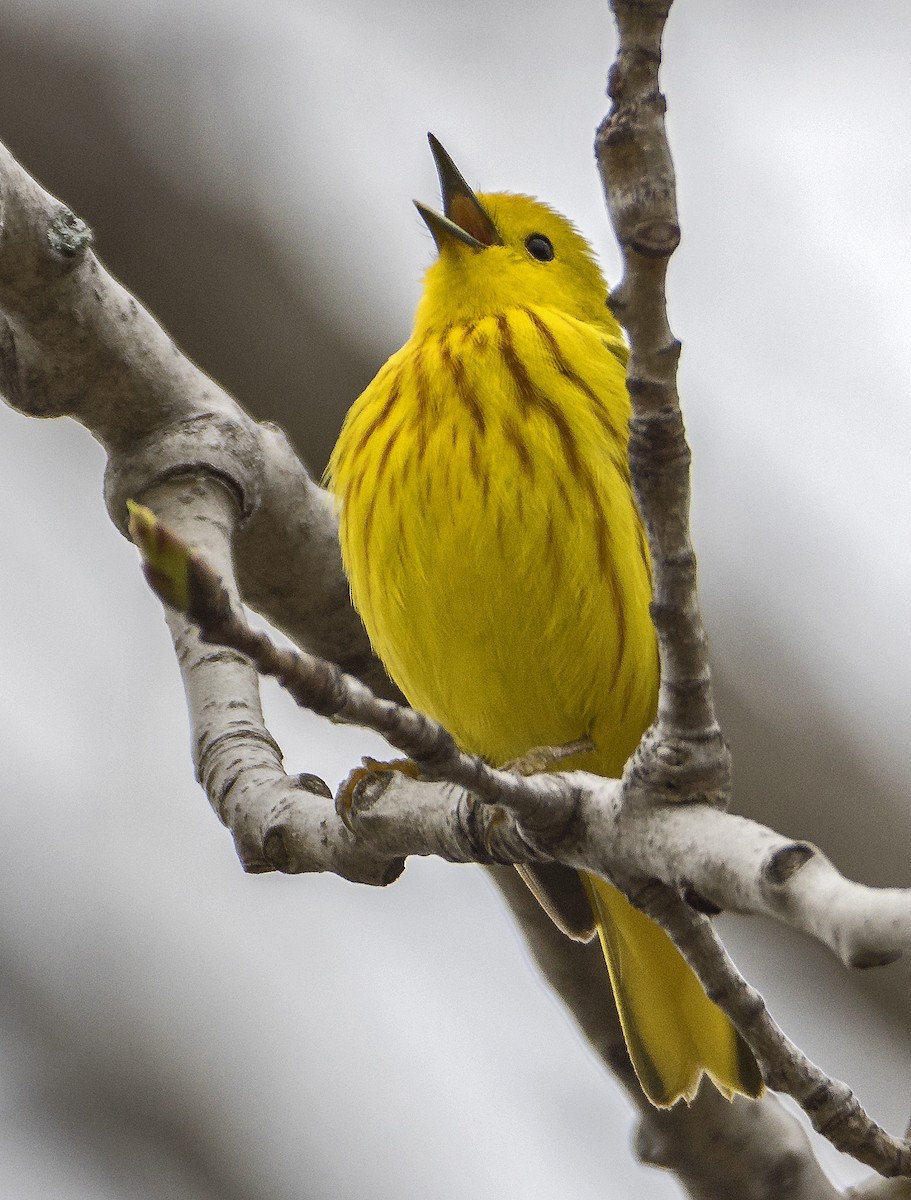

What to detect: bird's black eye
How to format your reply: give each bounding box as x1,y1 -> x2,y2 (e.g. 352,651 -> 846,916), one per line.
525,234 -> 555,262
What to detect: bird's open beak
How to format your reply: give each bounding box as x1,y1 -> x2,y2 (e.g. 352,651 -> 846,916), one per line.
414,133 -> 501,252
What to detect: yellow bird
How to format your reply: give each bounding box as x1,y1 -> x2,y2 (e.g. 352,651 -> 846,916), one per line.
327,135 -> 762,1106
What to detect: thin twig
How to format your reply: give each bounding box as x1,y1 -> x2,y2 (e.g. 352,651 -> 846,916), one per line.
594,0 -> 911,1178
629,880 -> 911,1176
598,0 -> 730,809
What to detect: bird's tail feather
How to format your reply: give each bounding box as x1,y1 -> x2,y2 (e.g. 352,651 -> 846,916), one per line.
581,872 -> 763,1107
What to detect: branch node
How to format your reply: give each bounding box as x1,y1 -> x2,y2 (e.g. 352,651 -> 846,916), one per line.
295,772 -> 333,801
382,858 -> 407,885
847,947 -> 903,971
47,205 -> 93,260
763,842 -> 816,887
623,724 -> 732,807
629,219 -> 680,258
261,824 -> 293,872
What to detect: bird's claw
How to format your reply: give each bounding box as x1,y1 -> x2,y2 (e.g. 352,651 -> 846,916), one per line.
336,757 -> 421,833
504,736 -> 595,776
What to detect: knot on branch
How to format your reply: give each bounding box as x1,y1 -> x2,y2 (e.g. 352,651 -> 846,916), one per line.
597,92 -> 665,164
628,219 -> 680,259
802,1078 -> 906,1167
623,724 -> 732,808
793,1075 -> 911,1175
596,64 -> 676,251
762,841 -> 816,887
47,206 -> 93,261
597,109 -> 636,150
605,67 -> 664,112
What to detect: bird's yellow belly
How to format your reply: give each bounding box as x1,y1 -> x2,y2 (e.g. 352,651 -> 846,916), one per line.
335,321 -> 658,775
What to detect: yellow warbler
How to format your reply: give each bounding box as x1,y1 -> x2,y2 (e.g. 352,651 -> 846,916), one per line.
327,135 -> 762,1106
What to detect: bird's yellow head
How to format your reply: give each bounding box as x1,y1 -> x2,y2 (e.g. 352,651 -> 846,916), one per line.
412,134 -> 621,339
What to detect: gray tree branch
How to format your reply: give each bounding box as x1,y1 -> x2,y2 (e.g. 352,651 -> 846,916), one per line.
128,542 -> 907,1175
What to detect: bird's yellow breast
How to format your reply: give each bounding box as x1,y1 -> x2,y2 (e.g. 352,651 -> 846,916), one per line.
328,302 -> 658,775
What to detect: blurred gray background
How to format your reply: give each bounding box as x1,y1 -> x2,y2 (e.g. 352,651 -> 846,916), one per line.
2,1 -> 911,1196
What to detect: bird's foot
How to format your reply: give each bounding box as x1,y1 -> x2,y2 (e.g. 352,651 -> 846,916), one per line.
336,757 -> 421,833
504,736 -> 595,776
